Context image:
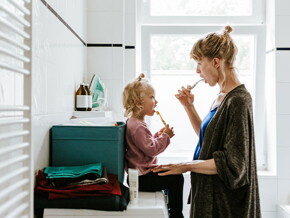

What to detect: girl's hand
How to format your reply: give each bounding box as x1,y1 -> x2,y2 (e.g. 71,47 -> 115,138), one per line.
156,127 -> 166,137
175,86 -> 194,108
152,163 -> 187,175
164,124 -> 174,138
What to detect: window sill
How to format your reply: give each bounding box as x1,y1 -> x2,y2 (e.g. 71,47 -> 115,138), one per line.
258,170 -> 277,178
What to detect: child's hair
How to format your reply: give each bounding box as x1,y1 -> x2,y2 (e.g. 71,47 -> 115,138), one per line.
122,73 -> 153,117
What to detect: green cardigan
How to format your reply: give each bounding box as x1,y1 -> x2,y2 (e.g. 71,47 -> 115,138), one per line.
190,85 -> 261,218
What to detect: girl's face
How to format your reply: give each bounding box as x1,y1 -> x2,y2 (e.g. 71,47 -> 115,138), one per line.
196,57 -> 219,87
140,87 -> 158,117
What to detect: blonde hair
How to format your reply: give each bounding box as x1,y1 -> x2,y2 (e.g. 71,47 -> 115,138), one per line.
122,73 -> 153,117
190,26 -> 238,89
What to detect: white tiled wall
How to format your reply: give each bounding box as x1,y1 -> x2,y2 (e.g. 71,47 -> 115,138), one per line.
269,0 -> 290,216
259,176 -> 278,212
275,0 -> 290,48
276,0 -> 290,16
276,83 -> 290,115
277,115 -> 290,147
32,0 -> 87,170
275,16 -> 290,47
276,52 -> 290,82
46,0 -> 87,41
86,0 -> 136,121
124,0 -> 137,86
278,180 -> 290,205
277,147 -> 290,179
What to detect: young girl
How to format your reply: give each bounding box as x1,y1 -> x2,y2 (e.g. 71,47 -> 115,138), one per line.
122,73 -> 184,218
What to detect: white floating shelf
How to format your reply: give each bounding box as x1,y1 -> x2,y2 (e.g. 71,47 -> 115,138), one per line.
72,111 -> 112,118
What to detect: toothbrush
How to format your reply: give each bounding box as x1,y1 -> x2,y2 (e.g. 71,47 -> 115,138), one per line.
155,111 -> 167,126
189,79 -> 204,90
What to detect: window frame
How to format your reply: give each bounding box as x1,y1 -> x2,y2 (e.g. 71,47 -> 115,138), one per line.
139,0 -> 267,169
141,0 -> 265,25
141,25 -> 267,169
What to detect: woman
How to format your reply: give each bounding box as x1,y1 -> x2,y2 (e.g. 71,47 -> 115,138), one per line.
152,26 -> 261,218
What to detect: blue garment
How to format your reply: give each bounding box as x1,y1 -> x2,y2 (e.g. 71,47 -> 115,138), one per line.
193,107 -> 218,160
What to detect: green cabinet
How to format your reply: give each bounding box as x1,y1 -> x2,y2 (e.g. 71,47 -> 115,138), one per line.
50,122 -> 125,182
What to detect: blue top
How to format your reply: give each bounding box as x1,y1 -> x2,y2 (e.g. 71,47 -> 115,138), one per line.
193,107 -> 218,160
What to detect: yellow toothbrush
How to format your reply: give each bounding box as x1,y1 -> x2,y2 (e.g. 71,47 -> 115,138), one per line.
155,111 -> 167,126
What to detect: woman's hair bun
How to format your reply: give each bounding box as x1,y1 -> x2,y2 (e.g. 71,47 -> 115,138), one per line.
136,73 -> 145,81
224,25 -> 233,34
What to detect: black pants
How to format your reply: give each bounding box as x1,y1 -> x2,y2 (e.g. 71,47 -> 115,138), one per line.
138,172 -> 184,218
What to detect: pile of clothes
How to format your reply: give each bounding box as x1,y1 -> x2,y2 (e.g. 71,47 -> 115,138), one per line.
35,163 -> 122,199
34,163 -> 129,216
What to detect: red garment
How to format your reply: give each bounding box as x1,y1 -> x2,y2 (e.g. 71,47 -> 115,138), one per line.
35,170 -> 121,199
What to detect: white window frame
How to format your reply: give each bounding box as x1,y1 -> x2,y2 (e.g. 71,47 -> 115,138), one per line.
141,0 -> 265,25
139,0 -> 267,169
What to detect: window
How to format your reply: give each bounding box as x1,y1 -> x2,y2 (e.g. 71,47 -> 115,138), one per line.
141,0 -> 264,24
139,1 -> 266,169
150,0 -> 252,16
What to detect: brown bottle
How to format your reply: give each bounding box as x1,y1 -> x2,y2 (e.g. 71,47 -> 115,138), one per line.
75,83 -> 88,111
85,84 -> 92,111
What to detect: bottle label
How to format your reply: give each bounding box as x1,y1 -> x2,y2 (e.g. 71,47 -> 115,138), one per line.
76,95 -> 88,108
87,95 -> 92,108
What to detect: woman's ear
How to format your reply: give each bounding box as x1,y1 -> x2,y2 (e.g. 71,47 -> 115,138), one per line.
213,58 -> 221,69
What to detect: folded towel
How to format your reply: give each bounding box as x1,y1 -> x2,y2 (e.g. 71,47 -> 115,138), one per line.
35,169 -> 121,199
68,167 -> 109,186
44,162 -> 102,179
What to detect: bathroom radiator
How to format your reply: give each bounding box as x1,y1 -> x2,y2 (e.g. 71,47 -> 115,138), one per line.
0,0 -> 33,217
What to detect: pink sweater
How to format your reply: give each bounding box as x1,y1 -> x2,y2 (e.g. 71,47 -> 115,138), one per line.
125,117 -> 170,175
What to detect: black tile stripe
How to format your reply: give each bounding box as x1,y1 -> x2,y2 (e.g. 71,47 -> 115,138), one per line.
87,44 -> 123,47
40,0 -> 86,46
125,46 -> 135,49
87,44 -> 135,49
87,44 -> 113,47
267,48 -> 290,53
277,48 -> 290,51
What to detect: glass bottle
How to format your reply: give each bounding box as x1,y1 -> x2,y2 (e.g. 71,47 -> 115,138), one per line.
85,84 -> 92,111
75,83 -> 88,111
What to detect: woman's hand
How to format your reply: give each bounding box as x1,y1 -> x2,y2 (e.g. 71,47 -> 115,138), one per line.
152,163 -> 188,176
175,86 -> 194,108
153,160 -> 216,175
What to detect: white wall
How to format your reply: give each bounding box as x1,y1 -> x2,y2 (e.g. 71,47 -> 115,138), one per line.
32,0 -> 87,170
274,0 -> 290,216
86,0 -> 136,121
261,0 -> 290,217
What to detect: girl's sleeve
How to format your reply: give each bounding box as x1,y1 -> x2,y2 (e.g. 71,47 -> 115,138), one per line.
133,124 -> 170,157
213,97 -> 252,190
